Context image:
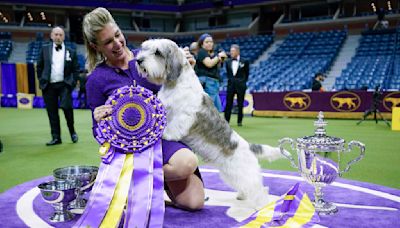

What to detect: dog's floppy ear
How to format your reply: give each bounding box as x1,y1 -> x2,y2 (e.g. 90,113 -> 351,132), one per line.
165,41 -> 183,82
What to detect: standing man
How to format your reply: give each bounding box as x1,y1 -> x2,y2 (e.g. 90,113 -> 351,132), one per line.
311,72 -> 325,92
37,26 -> 80,146
224,44 -> 249,126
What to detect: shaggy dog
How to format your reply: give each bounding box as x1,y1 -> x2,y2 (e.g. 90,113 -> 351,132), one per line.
136,39 -> 284,208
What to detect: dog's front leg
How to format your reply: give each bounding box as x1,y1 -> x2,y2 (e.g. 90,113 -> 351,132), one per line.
162,120 -> 185,141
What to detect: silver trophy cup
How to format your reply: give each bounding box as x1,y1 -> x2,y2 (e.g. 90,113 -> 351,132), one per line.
53,165 -> 98,214
279,112 -> 365,215
38,179 -> 81,222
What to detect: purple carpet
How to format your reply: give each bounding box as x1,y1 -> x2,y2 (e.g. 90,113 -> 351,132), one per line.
0,168 -> 399,228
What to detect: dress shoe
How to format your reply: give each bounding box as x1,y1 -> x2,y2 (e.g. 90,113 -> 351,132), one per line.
71,133 -> 79,143
238,123 -> 243,127
46,138 -> 62,146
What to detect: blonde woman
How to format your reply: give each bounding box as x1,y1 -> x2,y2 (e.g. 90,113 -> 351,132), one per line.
78,7 -> 204,227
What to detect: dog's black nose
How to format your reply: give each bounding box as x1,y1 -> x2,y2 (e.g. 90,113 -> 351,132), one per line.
136,58 -> 143,65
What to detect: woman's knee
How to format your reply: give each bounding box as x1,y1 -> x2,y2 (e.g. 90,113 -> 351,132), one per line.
165,149 -> 198,180
170,175 -> 205,211
178,195 -> 204,211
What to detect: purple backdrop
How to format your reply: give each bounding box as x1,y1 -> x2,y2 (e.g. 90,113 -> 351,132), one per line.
252,91 -> 400,113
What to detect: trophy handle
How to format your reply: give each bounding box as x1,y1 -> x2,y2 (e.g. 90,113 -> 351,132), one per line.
340,140 -> 365,176
81,180 -> 95,192
278,137 -> 298,169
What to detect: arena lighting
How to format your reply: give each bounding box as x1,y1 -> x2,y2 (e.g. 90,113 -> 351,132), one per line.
388,1 -> 392,10
371,2 -> 377,12
27,12 -> 33,21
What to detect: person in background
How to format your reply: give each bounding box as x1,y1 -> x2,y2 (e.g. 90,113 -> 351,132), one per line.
82,7 -> 204,214
374,8 -> 389,30
36,26 -> 80,146
224,44 -> 249,127
195,33 -> 227,111
312,72 -> 325,92
189,41 -> 199,57
77,69 -> 88,108
189,41 -> 199,72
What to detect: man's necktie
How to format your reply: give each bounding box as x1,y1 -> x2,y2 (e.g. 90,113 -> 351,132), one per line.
55,45 -> 62,51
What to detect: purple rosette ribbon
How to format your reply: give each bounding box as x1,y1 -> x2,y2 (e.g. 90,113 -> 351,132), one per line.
95,85 -> 166,163
74,85 -> 166,228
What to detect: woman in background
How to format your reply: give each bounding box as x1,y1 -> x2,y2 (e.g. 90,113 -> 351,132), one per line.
195,33 -> 227,111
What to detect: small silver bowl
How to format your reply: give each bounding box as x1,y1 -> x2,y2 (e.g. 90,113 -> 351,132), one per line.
53,165 -> 98,214
38,179 -> 81,222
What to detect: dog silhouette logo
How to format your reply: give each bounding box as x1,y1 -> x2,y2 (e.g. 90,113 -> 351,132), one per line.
330,92 -> 361,112
383,92 -> 400,111
283,92 -> 311,111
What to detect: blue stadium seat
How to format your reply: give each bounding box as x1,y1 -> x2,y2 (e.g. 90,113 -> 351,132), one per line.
246,30 -> 346,92
335,29 -> 400,90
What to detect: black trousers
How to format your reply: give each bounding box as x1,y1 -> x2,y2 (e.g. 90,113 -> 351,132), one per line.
42,82 -> 75,139
224,84 -> 246,124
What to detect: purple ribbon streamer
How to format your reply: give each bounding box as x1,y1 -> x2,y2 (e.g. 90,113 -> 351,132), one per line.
148,140 -> 165,227
73,152 -> 126,228
269,183 -> 301,226
125,147 -> 154,227
235,183 -> 320,228
101,146 -> 115,164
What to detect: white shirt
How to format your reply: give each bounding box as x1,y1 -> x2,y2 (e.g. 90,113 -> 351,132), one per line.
50,43 -> 65,83
232,56 -> 240,76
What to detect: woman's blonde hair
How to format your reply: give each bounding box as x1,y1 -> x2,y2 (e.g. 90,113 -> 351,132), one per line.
82,7 -> 116,73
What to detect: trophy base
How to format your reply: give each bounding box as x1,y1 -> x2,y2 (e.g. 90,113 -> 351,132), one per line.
313,200 -> 338,215
49,210 -> 75,222
69,198 -> 87,214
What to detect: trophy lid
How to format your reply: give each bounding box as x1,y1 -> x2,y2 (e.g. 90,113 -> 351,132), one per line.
296,111 -> 345,152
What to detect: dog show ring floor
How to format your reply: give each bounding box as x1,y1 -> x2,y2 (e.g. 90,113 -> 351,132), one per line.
0,167 -> 399,228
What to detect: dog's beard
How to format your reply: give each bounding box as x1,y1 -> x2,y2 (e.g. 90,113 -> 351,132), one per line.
137,58 -> 167,85
147,76 -> 165,85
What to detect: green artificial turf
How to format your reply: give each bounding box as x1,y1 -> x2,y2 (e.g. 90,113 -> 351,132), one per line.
0,108 -> 399,193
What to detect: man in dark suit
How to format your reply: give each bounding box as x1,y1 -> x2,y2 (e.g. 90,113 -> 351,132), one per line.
37,26 -> 80,146
224,44 -> 249,126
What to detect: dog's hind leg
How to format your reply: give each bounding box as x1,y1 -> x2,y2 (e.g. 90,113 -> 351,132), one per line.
218,154 -> 269,209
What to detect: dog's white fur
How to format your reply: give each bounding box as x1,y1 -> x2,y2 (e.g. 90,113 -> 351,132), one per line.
136,39 -> 284,208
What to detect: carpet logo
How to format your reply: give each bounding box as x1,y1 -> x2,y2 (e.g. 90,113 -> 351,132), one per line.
330,92 -> 361,112
383,92 -> 400,111
283,92 -> 311,111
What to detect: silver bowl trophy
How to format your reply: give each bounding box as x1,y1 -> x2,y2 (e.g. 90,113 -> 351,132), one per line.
38,180 -> 81,222
279,112 -> 365,215
53,165 -> 98,214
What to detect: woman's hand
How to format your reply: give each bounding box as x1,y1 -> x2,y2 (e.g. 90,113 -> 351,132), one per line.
183,47 -> 196,67
93,105 -> 113,122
